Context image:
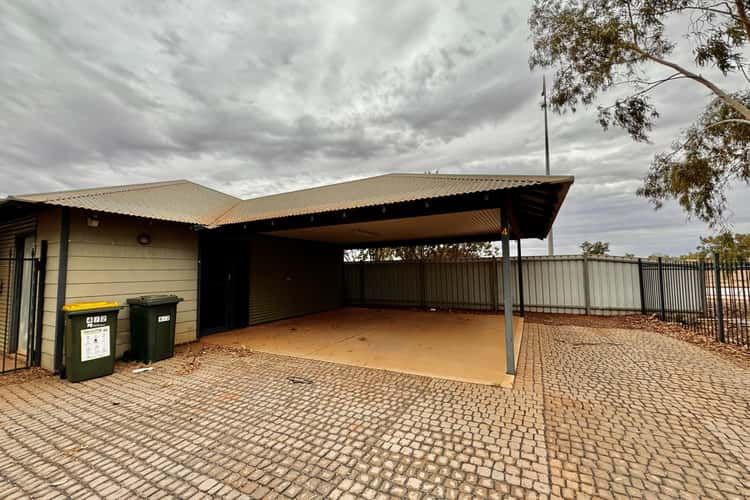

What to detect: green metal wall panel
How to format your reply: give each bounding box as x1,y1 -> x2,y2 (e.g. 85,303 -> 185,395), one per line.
249,236 -> 343,325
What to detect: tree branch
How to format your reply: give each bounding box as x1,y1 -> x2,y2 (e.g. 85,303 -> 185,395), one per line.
735,0 -> 750,41
627,44 -> 750,121
705,118 -> 750,129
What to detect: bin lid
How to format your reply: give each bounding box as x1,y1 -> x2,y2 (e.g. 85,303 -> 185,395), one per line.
126,295 -> 183,306
62,301 -> 120,312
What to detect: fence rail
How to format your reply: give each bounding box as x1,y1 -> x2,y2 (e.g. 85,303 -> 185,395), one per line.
344,254 -> 750,348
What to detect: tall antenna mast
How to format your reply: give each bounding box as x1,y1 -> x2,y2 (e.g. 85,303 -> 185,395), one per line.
542,75 -> 554,256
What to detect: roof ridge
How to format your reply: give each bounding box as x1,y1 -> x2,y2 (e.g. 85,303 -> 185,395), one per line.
13,179 -> 189,202
237,173 -> 393,202
391,173 -> 572,180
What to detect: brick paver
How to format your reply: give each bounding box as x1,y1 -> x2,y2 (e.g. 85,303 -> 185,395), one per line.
1,322 -> 748,499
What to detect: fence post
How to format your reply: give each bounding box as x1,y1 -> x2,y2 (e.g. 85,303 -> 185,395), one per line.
637,258 -> 646,314
517,240 -> 525,317
713,253 -> 725,343
582,255 -> 591,315
657,257 -> 666,320
359,260 -> 365,306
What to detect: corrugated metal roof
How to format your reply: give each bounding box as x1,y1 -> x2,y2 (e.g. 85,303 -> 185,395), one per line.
5,173 -> 574,229
214,173 -> 573,226
10,180 -> 239,225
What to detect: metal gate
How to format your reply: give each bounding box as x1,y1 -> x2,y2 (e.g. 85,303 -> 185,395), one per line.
0,242 -> 46,374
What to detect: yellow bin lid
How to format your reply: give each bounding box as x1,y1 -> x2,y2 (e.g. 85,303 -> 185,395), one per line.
62,301 -> 120,312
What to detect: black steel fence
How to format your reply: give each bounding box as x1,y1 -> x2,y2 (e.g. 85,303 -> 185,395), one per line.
0,245 -> 46,374
640,256 -> 749,347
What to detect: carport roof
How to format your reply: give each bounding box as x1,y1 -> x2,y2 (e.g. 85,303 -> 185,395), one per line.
2,173 -> 573,239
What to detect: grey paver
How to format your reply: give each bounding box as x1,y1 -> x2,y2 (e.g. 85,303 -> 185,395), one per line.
0,322 -> 748,499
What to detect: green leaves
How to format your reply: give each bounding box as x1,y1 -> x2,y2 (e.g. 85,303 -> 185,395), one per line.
638,92 -> 750,225
529,0 -> 750,226
581,240 -> 610,256
683,231 -> 750,260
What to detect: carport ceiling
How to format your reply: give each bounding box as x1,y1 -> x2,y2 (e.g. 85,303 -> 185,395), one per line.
262,209 -> 500,245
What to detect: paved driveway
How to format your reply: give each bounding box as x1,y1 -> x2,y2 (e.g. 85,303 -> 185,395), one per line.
0,322 -> 748,499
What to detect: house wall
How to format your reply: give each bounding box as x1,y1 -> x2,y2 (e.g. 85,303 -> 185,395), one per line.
64,209 -> 198,357
249,235 -> 343,325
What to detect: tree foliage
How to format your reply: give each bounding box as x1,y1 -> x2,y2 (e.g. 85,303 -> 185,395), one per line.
580,240 -> 610,255
346,242 -> 498,262
529,0 -> 750,226
682,231 -> 750,260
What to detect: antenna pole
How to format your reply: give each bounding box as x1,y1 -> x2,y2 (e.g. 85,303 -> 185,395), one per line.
543,75 -> 554,256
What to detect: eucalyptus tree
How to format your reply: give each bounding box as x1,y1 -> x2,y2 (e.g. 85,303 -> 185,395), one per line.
530,0 -> 750,226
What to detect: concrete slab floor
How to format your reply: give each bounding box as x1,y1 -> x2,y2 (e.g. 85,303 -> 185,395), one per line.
201,307 -> 524,387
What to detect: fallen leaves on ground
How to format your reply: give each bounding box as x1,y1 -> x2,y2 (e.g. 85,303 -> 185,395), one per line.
0,366 -> 53,387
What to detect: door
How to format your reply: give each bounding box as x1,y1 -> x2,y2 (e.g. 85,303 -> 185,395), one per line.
9,235 -> 35,353
199,239 -> 249,335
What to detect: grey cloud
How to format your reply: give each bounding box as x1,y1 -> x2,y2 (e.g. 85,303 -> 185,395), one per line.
0,0 -> 748,256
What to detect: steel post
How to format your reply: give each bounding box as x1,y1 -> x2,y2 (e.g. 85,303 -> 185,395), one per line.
501,209 -> 515,375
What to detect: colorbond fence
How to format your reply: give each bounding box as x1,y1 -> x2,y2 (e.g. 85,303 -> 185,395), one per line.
344,255 -> 643,316
344,254 -> 750,348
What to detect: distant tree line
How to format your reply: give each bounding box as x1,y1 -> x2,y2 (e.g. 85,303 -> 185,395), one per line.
346,242 -> 498,262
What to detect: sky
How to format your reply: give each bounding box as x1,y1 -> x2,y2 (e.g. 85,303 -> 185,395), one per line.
0,0 -> 748,256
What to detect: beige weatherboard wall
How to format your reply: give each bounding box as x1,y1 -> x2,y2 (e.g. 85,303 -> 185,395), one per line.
62,209 -> 198,357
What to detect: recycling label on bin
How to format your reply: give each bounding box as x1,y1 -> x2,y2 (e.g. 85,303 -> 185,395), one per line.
157,314 -> 171,323
81,326 -> 110,362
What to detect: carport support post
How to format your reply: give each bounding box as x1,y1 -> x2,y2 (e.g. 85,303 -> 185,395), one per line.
501,209 -> 515,375
517,239 -> 525,317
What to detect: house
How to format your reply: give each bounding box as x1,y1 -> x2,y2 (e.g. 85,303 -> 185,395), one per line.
0,173 -> 573,380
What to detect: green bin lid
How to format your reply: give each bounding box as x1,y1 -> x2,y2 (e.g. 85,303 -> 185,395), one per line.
126,295 -> 183,306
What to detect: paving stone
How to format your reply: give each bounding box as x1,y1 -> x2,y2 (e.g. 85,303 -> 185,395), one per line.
0,322 -> 748,498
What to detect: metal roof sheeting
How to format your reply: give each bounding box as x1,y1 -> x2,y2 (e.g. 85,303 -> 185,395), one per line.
215,174 -> 573,226
10,180 -> 239,225
5,173 -> 574,230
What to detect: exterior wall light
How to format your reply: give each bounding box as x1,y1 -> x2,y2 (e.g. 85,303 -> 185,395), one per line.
87,214 -> 100,228
137,233 -> 152,245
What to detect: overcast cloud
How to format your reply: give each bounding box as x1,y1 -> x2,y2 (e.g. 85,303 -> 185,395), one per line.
1,0 -> 748,256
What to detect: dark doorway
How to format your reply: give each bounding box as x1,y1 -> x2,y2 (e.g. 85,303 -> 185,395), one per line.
199,238 -> 249,335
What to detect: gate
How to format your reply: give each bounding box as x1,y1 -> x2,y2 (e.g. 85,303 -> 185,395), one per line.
0,241 -> 46,374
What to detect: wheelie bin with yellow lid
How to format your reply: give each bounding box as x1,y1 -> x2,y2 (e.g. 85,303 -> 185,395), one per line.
62,302 -> 121,382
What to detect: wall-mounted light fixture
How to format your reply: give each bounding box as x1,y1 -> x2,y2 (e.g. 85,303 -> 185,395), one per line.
87,214 -> 100,228
136,233 -> 152,245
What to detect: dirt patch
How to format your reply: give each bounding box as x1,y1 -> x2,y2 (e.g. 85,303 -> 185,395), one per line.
0,366 -> 54,387
527,312 -> 750,370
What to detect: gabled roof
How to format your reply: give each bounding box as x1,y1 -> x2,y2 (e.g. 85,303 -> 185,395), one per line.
3,173 -> 574,239
8,180 -> 239,225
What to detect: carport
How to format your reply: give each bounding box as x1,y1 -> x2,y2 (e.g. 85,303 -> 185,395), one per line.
197,173 -> 573,385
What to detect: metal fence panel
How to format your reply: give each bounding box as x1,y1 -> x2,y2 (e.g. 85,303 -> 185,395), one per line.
345,255 -> 643,316
588,257 -> 641,314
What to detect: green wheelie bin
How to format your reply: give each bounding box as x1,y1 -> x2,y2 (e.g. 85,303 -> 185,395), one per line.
62,302 -> 121,382
127,295 -> 183,363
